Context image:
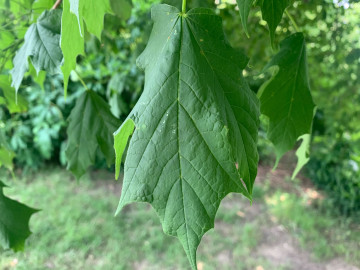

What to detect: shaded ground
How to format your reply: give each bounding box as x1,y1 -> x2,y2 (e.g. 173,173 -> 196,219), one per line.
0,163 -> 359,270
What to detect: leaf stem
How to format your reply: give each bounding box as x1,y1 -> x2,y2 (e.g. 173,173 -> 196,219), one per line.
182,0 -> 186,13
51,0 -> 62,10
285,9 -> 300,32
74,70 -> 89,90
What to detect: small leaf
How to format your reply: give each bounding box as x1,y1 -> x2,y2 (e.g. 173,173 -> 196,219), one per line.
65,90 -> 121,179
292,134 -> 311,179
0,181 -> 38,251
28,64 -> 46,90
259,0 -> 292,46
0,148 -> 15,171
259,32 -> 315,165
0,75 -> 28,113
82,0 -> 112,39
10,9 -> 63,93
31,0 -> 54,20
115,5 -> 259,269
110,0 -> 132,20
236,0 -> 255,37
70,0 -> 112,40
114,118 -> 135,180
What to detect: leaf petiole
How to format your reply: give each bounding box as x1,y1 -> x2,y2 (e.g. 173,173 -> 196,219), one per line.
74,70 -> 89,90
182,0 -> 186,13
285,9 -> 300,32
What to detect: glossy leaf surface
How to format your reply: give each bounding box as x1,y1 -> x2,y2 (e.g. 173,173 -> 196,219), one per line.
114,5 -> 260,269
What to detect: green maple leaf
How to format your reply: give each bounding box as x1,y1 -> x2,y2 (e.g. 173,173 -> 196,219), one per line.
69,0 -> 112,40
82,0 -> 112,39
10,9 -> 62,93
236,0 -> 255,37
65,90 -> 121,179
61,0 -> 84,96
0,181 -> 38,251
259,32 -> 315,165
61,0 -> 113,95
114,5 -> 260,269
259,0 -> 292,46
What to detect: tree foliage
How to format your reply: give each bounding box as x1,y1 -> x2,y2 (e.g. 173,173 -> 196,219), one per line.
0,181 -> 38,251
65,89 -> 121,179
7,0 -> 360,268
259,32 -> 314,166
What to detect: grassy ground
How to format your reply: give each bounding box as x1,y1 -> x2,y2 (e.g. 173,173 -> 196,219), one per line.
0,167 -> 359,270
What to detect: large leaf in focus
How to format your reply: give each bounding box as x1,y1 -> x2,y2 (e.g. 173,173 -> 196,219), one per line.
0,181 -> 38,251
259,0 -> 291,45
66,90 -> 121,179
236,0 -> 255,37
61,0 -> 84,95
114,5 -> 260,269
10,9 -> 62,93
259,32 -> 315,164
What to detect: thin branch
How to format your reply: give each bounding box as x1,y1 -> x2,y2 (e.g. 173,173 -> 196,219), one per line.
52,0 -> 62,10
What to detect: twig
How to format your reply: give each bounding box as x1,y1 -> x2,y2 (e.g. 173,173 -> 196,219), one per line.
52,0 -> 62,10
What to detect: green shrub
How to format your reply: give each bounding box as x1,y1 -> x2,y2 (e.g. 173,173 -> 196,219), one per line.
306,133 -> 360,217
0,1 -> 155,172
1,76 -> 72,171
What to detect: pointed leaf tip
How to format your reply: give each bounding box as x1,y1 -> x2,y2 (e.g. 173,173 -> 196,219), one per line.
236,0 -> 254,37
259,0 -> 292,45
0,181 -> 38,252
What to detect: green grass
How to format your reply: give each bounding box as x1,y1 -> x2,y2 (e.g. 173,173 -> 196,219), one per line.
1,168 -> 359,269
0,168 -> 265,270
266,190 -> 360,262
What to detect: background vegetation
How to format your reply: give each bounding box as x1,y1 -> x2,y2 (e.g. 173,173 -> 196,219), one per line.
0,0 -> 359,269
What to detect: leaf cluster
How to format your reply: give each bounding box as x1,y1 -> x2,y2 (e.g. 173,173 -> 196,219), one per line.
0,0 -> 342,268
